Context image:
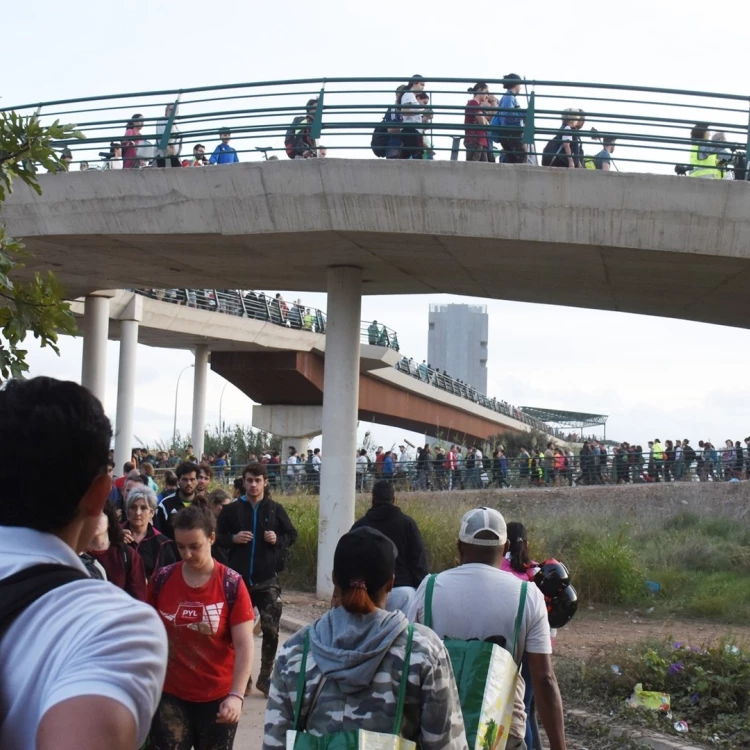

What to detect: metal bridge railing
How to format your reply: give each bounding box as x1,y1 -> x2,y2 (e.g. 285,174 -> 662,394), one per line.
7,76 -> 750,178
149,450 -> 740,493
134,288 -> 399,348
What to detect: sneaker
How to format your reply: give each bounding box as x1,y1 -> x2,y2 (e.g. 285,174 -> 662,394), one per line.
256,675 -> 270,697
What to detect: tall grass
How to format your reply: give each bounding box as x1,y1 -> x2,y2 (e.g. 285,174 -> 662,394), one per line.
278,481 -> 750,623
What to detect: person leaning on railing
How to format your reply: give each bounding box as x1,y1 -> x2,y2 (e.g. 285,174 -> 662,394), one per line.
542,109 -> 579,168
687,123 -> 723,179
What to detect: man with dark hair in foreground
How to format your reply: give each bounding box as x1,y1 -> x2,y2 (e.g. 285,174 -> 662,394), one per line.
0,377 -> 167,750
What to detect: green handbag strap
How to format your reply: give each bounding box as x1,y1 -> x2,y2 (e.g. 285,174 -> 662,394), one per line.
510,582 -> 528,666
392,624 -> 415,735
292,629 -> 311,731
424,574 -> 438,629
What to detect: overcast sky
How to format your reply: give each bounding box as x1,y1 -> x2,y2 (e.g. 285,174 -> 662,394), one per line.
5,0 -> 750,453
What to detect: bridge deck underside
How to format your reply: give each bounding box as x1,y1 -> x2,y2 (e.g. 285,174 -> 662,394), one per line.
21,231 -> 750,329
210,351 -> 522,444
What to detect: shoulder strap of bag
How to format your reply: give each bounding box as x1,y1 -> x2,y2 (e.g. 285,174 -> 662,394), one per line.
510,582 -> 528,666
151,562 -> 178,602
292,629 -> 311,731
0,563 -> 89,634
392,623 -> 415,735
424,573 -> 438,628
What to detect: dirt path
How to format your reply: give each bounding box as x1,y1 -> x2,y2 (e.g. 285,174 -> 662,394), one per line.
281,590 -> 750,657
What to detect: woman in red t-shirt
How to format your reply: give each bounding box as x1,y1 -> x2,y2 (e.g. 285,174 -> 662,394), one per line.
87,499 -> 147,601
148,500 -> 254,750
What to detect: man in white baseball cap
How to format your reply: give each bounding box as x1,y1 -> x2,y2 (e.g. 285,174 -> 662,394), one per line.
407,507 -> 567,750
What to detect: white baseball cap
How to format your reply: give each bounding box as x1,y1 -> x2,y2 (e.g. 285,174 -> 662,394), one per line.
458,507 -> 508,547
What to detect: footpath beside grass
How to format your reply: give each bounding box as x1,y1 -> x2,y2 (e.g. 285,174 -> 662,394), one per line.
279,481 -> 750,623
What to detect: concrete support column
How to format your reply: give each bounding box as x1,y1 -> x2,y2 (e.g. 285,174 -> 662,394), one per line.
317,266 -> 362,598
282,437 -> 310,459
192,345 -> 209,461
113,319 -> 139,473
80,294 -> 110,405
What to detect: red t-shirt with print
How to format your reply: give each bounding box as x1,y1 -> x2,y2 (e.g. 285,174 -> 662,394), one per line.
148,561 -> 254,702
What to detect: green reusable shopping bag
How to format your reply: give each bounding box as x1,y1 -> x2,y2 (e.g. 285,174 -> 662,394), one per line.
286,624 -> 417,750
424,575 -> 527,750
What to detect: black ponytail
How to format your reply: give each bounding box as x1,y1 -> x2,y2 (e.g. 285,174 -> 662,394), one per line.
507,521 -> 530,574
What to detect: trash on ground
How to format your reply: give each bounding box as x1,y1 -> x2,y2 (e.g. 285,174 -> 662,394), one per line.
626,683 -> 671,714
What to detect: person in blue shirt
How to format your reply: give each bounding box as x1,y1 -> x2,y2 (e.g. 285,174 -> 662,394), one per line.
495,73 -> 526,164
209,128 -> 240,164
382,451 -> 395,478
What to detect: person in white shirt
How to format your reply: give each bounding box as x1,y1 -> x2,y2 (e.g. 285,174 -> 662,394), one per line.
473,444 -> 484,488
399,75 -> 427,159
356,449 -> 369,492
285,446 -> 299,491
407,507 -> 567,750
312,448 -> 322,472
0,377 -> 167,750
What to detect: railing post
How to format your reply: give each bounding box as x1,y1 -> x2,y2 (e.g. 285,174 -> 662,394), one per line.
745,99 -> 750,181
310,87 -> 325,142
522,91 -> 536,147
238,290 -> 247,316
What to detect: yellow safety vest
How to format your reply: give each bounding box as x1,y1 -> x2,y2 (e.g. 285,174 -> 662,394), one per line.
689,142 -> 720,179
652,444 -> 664,460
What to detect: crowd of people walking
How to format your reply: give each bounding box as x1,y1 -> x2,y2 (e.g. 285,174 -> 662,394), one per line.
48,75 -> 747,179
2,376 -> 577,750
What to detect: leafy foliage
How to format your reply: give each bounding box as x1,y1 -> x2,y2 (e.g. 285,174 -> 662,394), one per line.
0,111 -> 83,379
557,639 -> 750,748
154,425 -> 281,467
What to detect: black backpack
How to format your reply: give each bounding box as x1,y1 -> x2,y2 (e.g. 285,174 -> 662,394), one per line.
0,564 -> 89,635
371,108 -> 397,158
285,116 -> 308,159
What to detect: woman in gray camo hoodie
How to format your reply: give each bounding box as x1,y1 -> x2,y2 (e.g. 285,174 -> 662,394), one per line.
263,527 -> 468,750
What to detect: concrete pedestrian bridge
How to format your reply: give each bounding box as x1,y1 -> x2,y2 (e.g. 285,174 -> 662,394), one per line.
68,290 -> 550,447
5,159 -> 750,328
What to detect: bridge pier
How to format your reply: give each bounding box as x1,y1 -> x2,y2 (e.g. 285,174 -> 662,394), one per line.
192,346 -> 209,462
113,294 -> 142,474
80,292 -> 112,404
317,266 -> 362,599
251,404 -> 322,483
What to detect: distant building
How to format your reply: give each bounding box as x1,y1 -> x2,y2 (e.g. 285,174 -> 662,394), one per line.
427,303 -> 488,393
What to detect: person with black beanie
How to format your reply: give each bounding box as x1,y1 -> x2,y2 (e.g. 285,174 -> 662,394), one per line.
351,480 -> 428,614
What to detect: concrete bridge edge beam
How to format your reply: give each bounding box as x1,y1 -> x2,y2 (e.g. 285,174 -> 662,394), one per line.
317,266 -> 362,599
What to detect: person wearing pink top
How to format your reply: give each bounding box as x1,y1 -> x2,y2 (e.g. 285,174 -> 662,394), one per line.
122,113 -> 144,169
501,522 -> 543,750
444,445 -> 457,491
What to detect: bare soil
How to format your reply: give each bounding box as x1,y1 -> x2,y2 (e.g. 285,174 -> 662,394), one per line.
280,592 -> 750,657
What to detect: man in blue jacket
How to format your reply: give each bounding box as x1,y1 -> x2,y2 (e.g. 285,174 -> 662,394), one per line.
209,128 -> 240,164
497,72 -> 526,163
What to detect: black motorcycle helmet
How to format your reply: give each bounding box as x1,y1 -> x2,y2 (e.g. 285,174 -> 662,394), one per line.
547,585 -> 578,628
534,559 -> 570,598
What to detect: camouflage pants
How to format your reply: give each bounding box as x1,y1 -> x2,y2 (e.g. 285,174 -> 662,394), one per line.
251,577 -> 283,678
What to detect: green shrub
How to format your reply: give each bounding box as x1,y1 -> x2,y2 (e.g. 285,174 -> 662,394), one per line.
572,532 -> 646,605
556,639 -> 750,748
274,489 -> 750,622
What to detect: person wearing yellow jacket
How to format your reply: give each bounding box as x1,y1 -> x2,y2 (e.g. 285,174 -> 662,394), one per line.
688,123 -> 721,179
651,439 -> 665,482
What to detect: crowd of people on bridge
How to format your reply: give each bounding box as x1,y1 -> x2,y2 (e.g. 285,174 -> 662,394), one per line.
50,75 -> 746,178
150,433 -> 750,497
1,376 -> 576,750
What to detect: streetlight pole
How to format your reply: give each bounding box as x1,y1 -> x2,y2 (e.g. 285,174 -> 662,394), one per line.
218,381 -> 230,440
173,364 -> 194,448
